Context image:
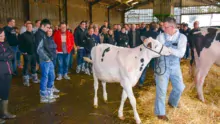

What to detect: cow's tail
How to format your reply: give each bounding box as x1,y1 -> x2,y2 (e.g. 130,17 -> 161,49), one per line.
83,57 -> 93,64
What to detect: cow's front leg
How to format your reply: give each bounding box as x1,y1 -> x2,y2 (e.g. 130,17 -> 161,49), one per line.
93,73 -> 99,108
124,85 -> 141,124
102,81 -> 108,103
118,89 -> 127,120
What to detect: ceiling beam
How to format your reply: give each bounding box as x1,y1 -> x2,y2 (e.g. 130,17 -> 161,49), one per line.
125,0 -> 152,12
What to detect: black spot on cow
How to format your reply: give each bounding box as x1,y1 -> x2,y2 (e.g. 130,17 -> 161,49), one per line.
141,64 -> 144,67
101,47 -> 110,62
193,28 -> 218,57
135,56 -> 137,59
140,67 -> 143,71
140,48 -> 142,51
140,58 -> 144,63
216,33 -> 220,41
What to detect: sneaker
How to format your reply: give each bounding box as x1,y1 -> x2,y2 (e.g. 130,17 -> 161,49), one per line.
64,74 -> 70,80
40,97 -> 56,103
76,66 -> 81,74
53,87 -> 60,93
23,83 -> 30,87
56,75 -> 62,81
85,68 -> 91,75
48,94 -> 60,99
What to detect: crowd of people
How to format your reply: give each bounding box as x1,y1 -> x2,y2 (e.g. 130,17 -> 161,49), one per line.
0,16 -> 201,123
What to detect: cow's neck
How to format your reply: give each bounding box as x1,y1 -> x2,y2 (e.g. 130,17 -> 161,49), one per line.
133,45 -> 152,73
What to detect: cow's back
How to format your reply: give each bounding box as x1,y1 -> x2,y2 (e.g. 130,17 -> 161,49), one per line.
91,44 -> 124,82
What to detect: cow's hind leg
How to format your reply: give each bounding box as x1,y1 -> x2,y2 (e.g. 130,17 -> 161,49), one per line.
93,72 -> 99,108
101,81 -> 108,103
118,89 -> 127,120
195,64 -> 212,102
123,84 -> 141,124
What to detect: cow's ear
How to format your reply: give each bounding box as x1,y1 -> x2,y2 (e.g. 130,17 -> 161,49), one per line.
216,33 -> 220,41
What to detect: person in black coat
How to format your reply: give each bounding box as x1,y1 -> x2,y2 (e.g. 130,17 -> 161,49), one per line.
182,23 -> 191,59
117,28 -> 129,47
19,23 -> 39,86
128,24 -> 142,48
74,21 -> 88,73
0,28 -> 16,124
84,28 -> 96,75
3,18 -> 19,75
106,29 -> 116,45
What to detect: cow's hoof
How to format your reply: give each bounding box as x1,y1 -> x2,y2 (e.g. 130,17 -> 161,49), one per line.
118,116 -> 125,120
94,105 -> 98,108
136,120 -> 142,124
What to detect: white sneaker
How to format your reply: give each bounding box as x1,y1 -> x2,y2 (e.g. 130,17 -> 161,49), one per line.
56,75 -> 62,81
53,87 -> 60,93
85,68 -> 91,75
64,74 -> 70,80
76,66 -> 81,74
40,97 -> 56,103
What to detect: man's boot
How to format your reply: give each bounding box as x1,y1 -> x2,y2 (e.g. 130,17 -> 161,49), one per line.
1,100 -> 16,119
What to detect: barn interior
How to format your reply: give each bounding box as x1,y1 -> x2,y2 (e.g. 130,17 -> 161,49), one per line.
0,0 -> 219,124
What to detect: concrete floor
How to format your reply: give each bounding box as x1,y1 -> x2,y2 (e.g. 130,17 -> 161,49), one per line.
6,68 -> 142,124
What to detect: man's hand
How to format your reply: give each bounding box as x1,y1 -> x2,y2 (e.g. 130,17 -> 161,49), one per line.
164,48 -> 172,56
76,46 -> 80,49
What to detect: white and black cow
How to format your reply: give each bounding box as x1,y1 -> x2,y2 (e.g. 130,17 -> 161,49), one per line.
192,27 -> 220,102
84,37 -> 171,124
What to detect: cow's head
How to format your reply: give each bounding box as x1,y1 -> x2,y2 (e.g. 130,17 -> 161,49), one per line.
141,36 -> 172,58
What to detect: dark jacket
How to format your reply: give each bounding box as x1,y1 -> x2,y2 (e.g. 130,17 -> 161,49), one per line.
157,27 -> 164,34
114,30 -> 121,42
85,34 -> 96,53
143,30 -> 159,39
92,34 -> 100,45
188,28 -> 201,49
47,36 -> 57,59
139,28 -> 146,36
117,33 -> 129,47
128,30 -> 142,48
100,33 -> 108,43
0,42 -> 14,75
74,26 -> 87,47
99,25 -> 111,33
106,35 -> 115,45
3,26 -> 19,46
36,29 -> 53,62
19,31 -> 36,55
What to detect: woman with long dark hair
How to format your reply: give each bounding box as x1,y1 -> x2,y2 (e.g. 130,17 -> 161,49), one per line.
0,28 -> 16,124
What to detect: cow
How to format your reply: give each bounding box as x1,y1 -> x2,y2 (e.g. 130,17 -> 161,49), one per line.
191,27 -> 220,102
83,37 -> 172,124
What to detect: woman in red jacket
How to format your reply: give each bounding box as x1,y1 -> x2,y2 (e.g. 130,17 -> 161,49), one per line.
53,22 -> 74,81
0,28 -> 16,124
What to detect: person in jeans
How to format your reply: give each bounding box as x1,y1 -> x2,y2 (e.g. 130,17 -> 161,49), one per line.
36,19 -> 58,103
19,23 -> 39,86
84,28 -> 96,75
47,28 -> 60,93
0,28 -> 16,124
53,22 -> 74,80
3,18 -> 19,75
74,21 -> 87,74
154,17 -> 186,121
